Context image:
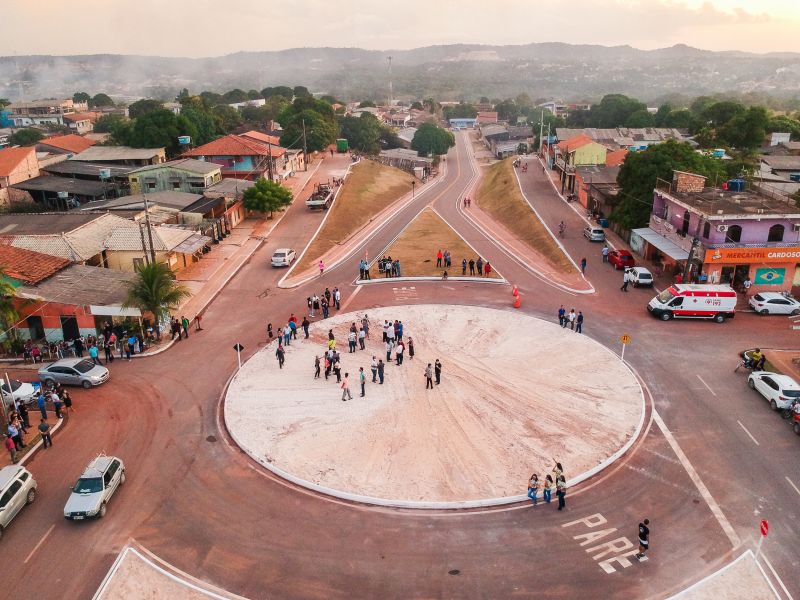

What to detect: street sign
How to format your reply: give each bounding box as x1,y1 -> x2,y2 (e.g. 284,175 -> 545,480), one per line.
233,343 -> 244,369
233,344 -> 244,352
620,334 -> 631,345
760,520 -> 769,537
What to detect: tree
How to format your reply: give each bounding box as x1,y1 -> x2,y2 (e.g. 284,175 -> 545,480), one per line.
73,91 -> 91,104
128,99 -> 164,119
703,101 -> 745,128
127,109 -> 198,157
212,104 -> 242,134
612,140 -> 727,229
717,106 -> 769,149
9,129 -> 43,146
338,113 -> 384,154
293,85 -> 312,98
320,95 -> 340,105
0,267 -> 21,353
767,116 -> 800,139
124,262 -> 190,334
653,104 -> 672,127
199,91 -> 225,107
443,103 -> 478,120
93,113 -> 126,133
180,104 -> 217,145
222,89 -> 248,104
0,99 -> 10,109
410,101 -> 423,110
358,100 -> 376,108
625,109 -> 654,127
663,109 -> 696,130
586,94 -> 647,128
280,109 -> 338,152
242,177 -> 293,218
240,96 -> 288,126
262,86 -> 293,100
411,123 -> 455,157
90,93 -> 114,108
176,88 -> 190,100
247,89 -> 262,100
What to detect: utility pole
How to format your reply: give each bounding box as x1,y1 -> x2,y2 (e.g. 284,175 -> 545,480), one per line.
266,140 -> 275,181
302,119 -> 308,172
142,192 -> 157,264
138,222 -> 150,266
387,56 -> 394,107
539,109 -> 544,153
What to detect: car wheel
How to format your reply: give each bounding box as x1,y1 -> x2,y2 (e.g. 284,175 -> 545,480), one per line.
714,314 -> 725,323
43,379 -> 55,389
794,422 -> 800,435
660,312 -> 672,321
82,380 -> 92,389
770,399 -> 778,411
633,282 -> 639,288
26,489 -> 36,504
748,379 -> 755,389
120,471 -> 126,485
792,309 -> 800,316
0,525 -> 4,540
98,503 -> 107,518
760,309 -> 770,315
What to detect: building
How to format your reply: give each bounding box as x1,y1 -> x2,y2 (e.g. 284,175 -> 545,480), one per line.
182,134 -> 285,181
386,112 -> 411,128
538,101 -> 592,119
41,160 -> 134,198
240,130 -> 282,147
37,134 -> 96,155
127,158 -> 221,194
631,170 -> 800,293
396,127 -> 417,149
448,118 -> 477,129
63,112 -> 100,135
555,127 -> 689,151
163,102 -> 182,115
6,98 -> 83,127
553,134 -> 609,194
0,147 -> 40,204
71,146 -> 167,167
476,111 -> 499,125
228,99 -> 266,110
376,150 -> 433,179
101,224 -> 211,272
479,124 -> 509,146
11,176 -> 110,208
574,165 -> 621,213
760,155 -> 800,180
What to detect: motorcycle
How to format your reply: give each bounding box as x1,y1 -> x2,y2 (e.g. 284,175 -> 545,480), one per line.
734,349 -> 765,373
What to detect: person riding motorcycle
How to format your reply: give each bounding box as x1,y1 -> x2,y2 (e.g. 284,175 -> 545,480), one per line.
747,348 -> 763,370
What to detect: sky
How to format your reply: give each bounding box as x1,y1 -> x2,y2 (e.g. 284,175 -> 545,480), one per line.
2,0 -> 799,56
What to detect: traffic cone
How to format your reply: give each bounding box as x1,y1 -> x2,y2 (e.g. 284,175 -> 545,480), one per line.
512,285 -> 519,297
513,295 -> 521,309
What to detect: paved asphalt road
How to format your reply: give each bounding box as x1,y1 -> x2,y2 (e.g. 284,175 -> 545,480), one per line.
0,132 -> 797,599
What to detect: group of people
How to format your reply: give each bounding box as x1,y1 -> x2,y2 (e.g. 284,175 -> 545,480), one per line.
169,316 -> 193,340
461,197 -> 472,208
304,287 -> 342,320
556,306 -> 585,333
4,383 -> 72,463
526,461 -> 568,510
460,257 -> 491,277
377,256 -> 402,278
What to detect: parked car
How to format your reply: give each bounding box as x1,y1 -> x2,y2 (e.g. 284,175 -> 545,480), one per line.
38,358 -> 109,389
0,465 -> 37,539
0,380 -> 38,405
271,248 -> 296,268
608,250 -> 635,270
64,455 -> 125,520
749,292 -> 800,316
583,226 -> 605,242
748,371 -> 800,411
628,267 -> 653,287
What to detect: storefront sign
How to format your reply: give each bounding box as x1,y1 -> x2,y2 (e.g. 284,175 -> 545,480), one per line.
754,268 -> 785,284
706,246 -> 800,264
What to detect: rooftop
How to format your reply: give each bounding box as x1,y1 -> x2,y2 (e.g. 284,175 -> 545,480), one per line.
204,178 -> 256,197
129,158 -> 221,176
38,134 -> 96,154
575,165 -> 621,185
10,175 -> 107,197
71,146 -> 165,162
657,180 -> 800,218
239,131 -> 282,146
557,134 -> 594,153
15,264 -> 136,307
0,147 -> 36,177
183,135 -> 285,158
379,148 -> 433,163
0,244 -> 70,284
79,190 -> 203,211
760,155 -> 800,171
41,161 -> 135,178
8,99 -> 72,110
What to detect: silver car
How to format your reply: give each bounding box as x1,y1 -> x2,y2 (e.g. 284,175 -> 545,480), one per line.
64,455 -> 125,520
38,358 -> 109,389
583,226 -> 605,242
0,465 -> 37,540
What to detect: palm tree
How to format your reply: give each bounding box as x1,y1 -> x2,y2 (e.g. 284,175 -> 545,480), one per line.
124,262 -> 190,337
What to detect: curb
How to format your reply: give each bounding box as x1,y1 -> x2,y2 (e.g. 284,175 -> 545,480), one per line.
13,413 -> 66,467
356,276 -> 507,285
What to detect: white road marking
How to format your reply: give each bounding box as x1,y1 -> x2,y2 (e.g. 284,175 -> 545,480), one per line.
338,284 -> 362,312
696,374 -> 717,397
24,524 -> 55,564
786,476 -> 800,497
760,552 -> 794,600
653,409 -> 742,548
737,420 -> 760,446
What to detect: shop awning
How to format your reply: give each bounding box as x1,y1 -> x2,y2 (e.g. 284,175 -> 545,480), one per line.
89,305 -> 142,317
631,228 -> 690,261
172,233 -> 212,254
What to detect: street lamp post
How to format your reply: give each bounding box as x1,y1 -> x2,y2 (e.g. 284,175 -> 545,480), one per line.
411,180 -> 416,198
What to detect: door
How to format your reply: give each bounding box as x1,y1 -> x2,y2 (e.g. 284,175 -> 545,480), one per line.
720,267 -> 735,284
767,299 -> 793,315
60,316 -> 80,341
105,460 -> 120,495
27,316 -> 44,341
681,210 -> 690,235
758,376 -> 779,403
0,480 -> 24,523
734,265 -> 750,288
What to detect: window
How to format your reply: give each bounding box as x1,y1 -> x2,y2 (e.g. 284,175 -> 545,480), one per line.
172,181 -> 181,190
133,257 -> 144,270
147,182 -> 156,190
103,469 -> 112,487
107,461 -> 119,480
670,297 -> 684,307
0,481 -> 22,508
768,224 -> 785,242
19,472 -> 29,482
725,225 -> 742,243
703,221 -> 710,239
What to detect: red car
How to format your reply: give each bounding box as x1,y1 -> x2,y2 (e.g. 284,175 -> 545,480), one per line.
608,250 -> 635,270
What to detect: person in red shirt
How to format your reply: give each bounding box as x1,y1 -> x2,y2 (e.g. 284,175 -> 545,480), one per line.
436,249 -> 443,268
484,262 -> 492,276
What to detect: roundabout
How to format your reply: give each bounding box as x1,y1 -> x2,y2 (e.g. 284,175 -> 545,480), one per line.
225,304 -> 645,508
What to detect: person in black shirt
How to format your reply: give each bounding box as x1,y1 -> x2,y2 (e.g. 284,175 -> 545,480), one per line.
635,519 -> 650,560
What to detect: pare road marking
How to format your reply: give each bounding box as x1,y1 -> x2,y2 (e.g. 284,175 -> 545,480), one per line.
562,513 -> 639,574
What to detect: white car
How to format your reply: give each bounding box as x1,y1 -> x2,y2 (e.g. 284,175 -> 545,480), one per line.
0,380 -> 38,405
0,465 -> 37,540
749,292 -> 800,315
271,248 -> 296,268
64,455 -> 125,520
628,267 -> 654,287
748,372 -> 800,411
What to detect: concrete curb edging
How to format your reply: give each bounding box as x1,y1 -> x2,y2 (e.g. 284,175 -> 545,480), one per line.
16,413 -> 65,467
356,276 -> 507,286
666,549 -> 781,600
221,305 -> 648,510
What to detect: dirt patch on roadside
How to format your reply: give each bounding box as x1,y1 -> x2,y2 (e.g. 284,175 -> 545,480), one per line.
476,158 -> 575,274
296,160 -> 411,274
380,208 -> 502,278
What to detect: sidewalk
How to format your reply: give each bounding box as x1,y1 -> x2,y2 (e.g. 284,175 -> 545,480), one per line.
0,410 -> 65,468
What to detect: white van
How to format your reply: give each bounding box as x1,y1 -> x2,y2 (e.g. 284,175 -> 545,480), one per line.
647,284 -> 737,322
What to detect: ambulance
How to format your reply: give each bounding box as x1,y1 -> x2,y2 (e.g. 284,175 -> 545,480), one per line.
647,284 -> 737,322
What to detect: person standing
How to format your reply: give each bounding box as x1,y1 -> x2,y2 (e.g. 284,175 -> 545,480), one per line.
194,313 -> 203,331
469,259 -> 476,276
314,356 -> 321,379
5,434 -> 17,463
348,330 -> 357,353
434,359 -> 442,385
302,316 -> 310,339
425,363 -> 434,389
127,334 -> 136,359
341,373 -> 352,401
334,287 -> 341,309
62,390 -> 74,414
407,337 -> 415,359
621,269 -> 630,292
321,297 -> 329,319
276,343 -> 285,369
436,249 -> 443,268
333,358 -> 342,383
311,295 -> 320,317
283,324 -> 292,346
7,421 -> 24,450
602,245 -> 609,262
371,356 -> 378,382
181,316 -> 190,338
556,475 -> 567,510
88,344 -> 101,366
51,391 -> 63,419
567,309 -> 576,330
527,473 -> 540,506
36,393 -> 47,421
635,519 -> 650,560
318,260 -> 325,276
558,305 -> 566,327
359,367 -> 366,397
395,341 -> 404,365
38,419 -> 52,448
742,277 -> 752,295
484,262 -> 492,277
575,311 -> 584,334
377,359 -> 385,384
580,258 -> 587,274
476,257 -> 484,276
543,475 -> 553,504
361,315 -> 370,339
385,339 -> 394,363
358,327 -> 366,350
462,258 -> 467,276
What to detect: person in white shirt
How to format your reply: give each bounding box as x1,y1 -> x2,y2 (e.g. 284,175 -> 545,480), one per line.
348,331 -> 357,353
358,328 -> 366,350
567,309 -> 576,330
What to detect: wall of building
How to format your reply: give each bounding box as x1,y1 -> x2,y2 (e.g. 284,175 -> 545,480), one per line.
105,249 -> 172,272
129,167 -> 221,194
1,150 -> 40,187
573,142 -> 607,166
14,300 -> 96,341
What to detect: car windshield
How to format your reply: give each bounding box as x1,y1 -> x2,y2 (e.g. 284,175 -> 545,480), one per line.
274,252 -> 286,257
73,360 -> 96,374
72,477 -> 103,494
753,294 -> 765,301
657,289 -> 675,303
1,380 -> 22,393
638,273 -> 652,279
782,389 -> 800,398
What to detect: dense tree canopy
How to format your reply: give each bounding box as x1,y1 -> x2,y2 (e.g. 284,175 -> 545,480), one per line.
199,91 -> 225,107
241,96 -> 289,126
262,86 -> 294,100
90,93 -> 114,108
9,128 -> 43,146
123,109 -> 198,156
243,177 -> 293,218
212,104 -> 242,132
128,99 -> 164,119
443,103 -> 477,120
222,89 -> 248,103
293,86 -> 312,98
625,109 -> 654,128
93,113 -> 126,133
278,97 -> 339,152
767,115 -> 800,139
73,91 -> 90,104
411,123 -> 455,157
338,113 -> 385,154
716,106 -> 769,149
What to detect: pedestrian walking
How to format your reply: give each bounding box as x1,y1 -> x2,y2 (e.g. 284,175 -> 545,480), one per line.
580,257 -> 587,274
319,260 -> 325,276
333,358 -> 342,383
283,324 -> 291,346
556,475 -> 567,510
358,327 -> 366,350
62,390 -> 73,414
88,344 -> 101,366
469,259 -> 476,276
462,258 -> 467,276
567,309 -> 576,330
181,316 -> 190,338
425,363 -> 434,389
543,475 -> 553,503
434,359 -> 442,385
377,359 -> 385,384
359,367 -> 366,397
621,269 -> 630,292
602,245 -> 609,262
5,434 -> 17,463
302,316 -> 310,339
575,311 -> 584,334
558,305 -> 566,327
194,313 -> 203,331
127,334 -> 136,359
527,474 -> 540,506
38,419 -> 52,448
341,373 -> 352,401
635,519 -> 650,560
314,356 -> 321,378
407,337 -> 415,359
276,343 -> 285,369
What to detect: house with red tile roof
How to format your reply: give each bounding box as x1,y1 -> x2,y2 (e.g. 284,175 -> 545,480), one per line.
240,130 -> 282,147
37,134 -> 97,155
0,147 -> 40,204
0,244 -> 70,285
553,134 -> 609,195
182,134 -> 287,181
64,112 -> 101,134
476,111 -> 498,124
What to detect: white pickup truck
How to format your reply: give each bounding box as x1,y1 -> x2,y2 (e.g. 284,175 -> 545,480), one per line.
305,183 -> 333,210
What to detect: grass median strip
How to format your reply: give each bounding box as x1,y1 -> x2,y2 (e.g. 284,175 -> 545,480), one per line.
297,160 -> 411,273
476,158 -> 575,274
380,208 -> 501,278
